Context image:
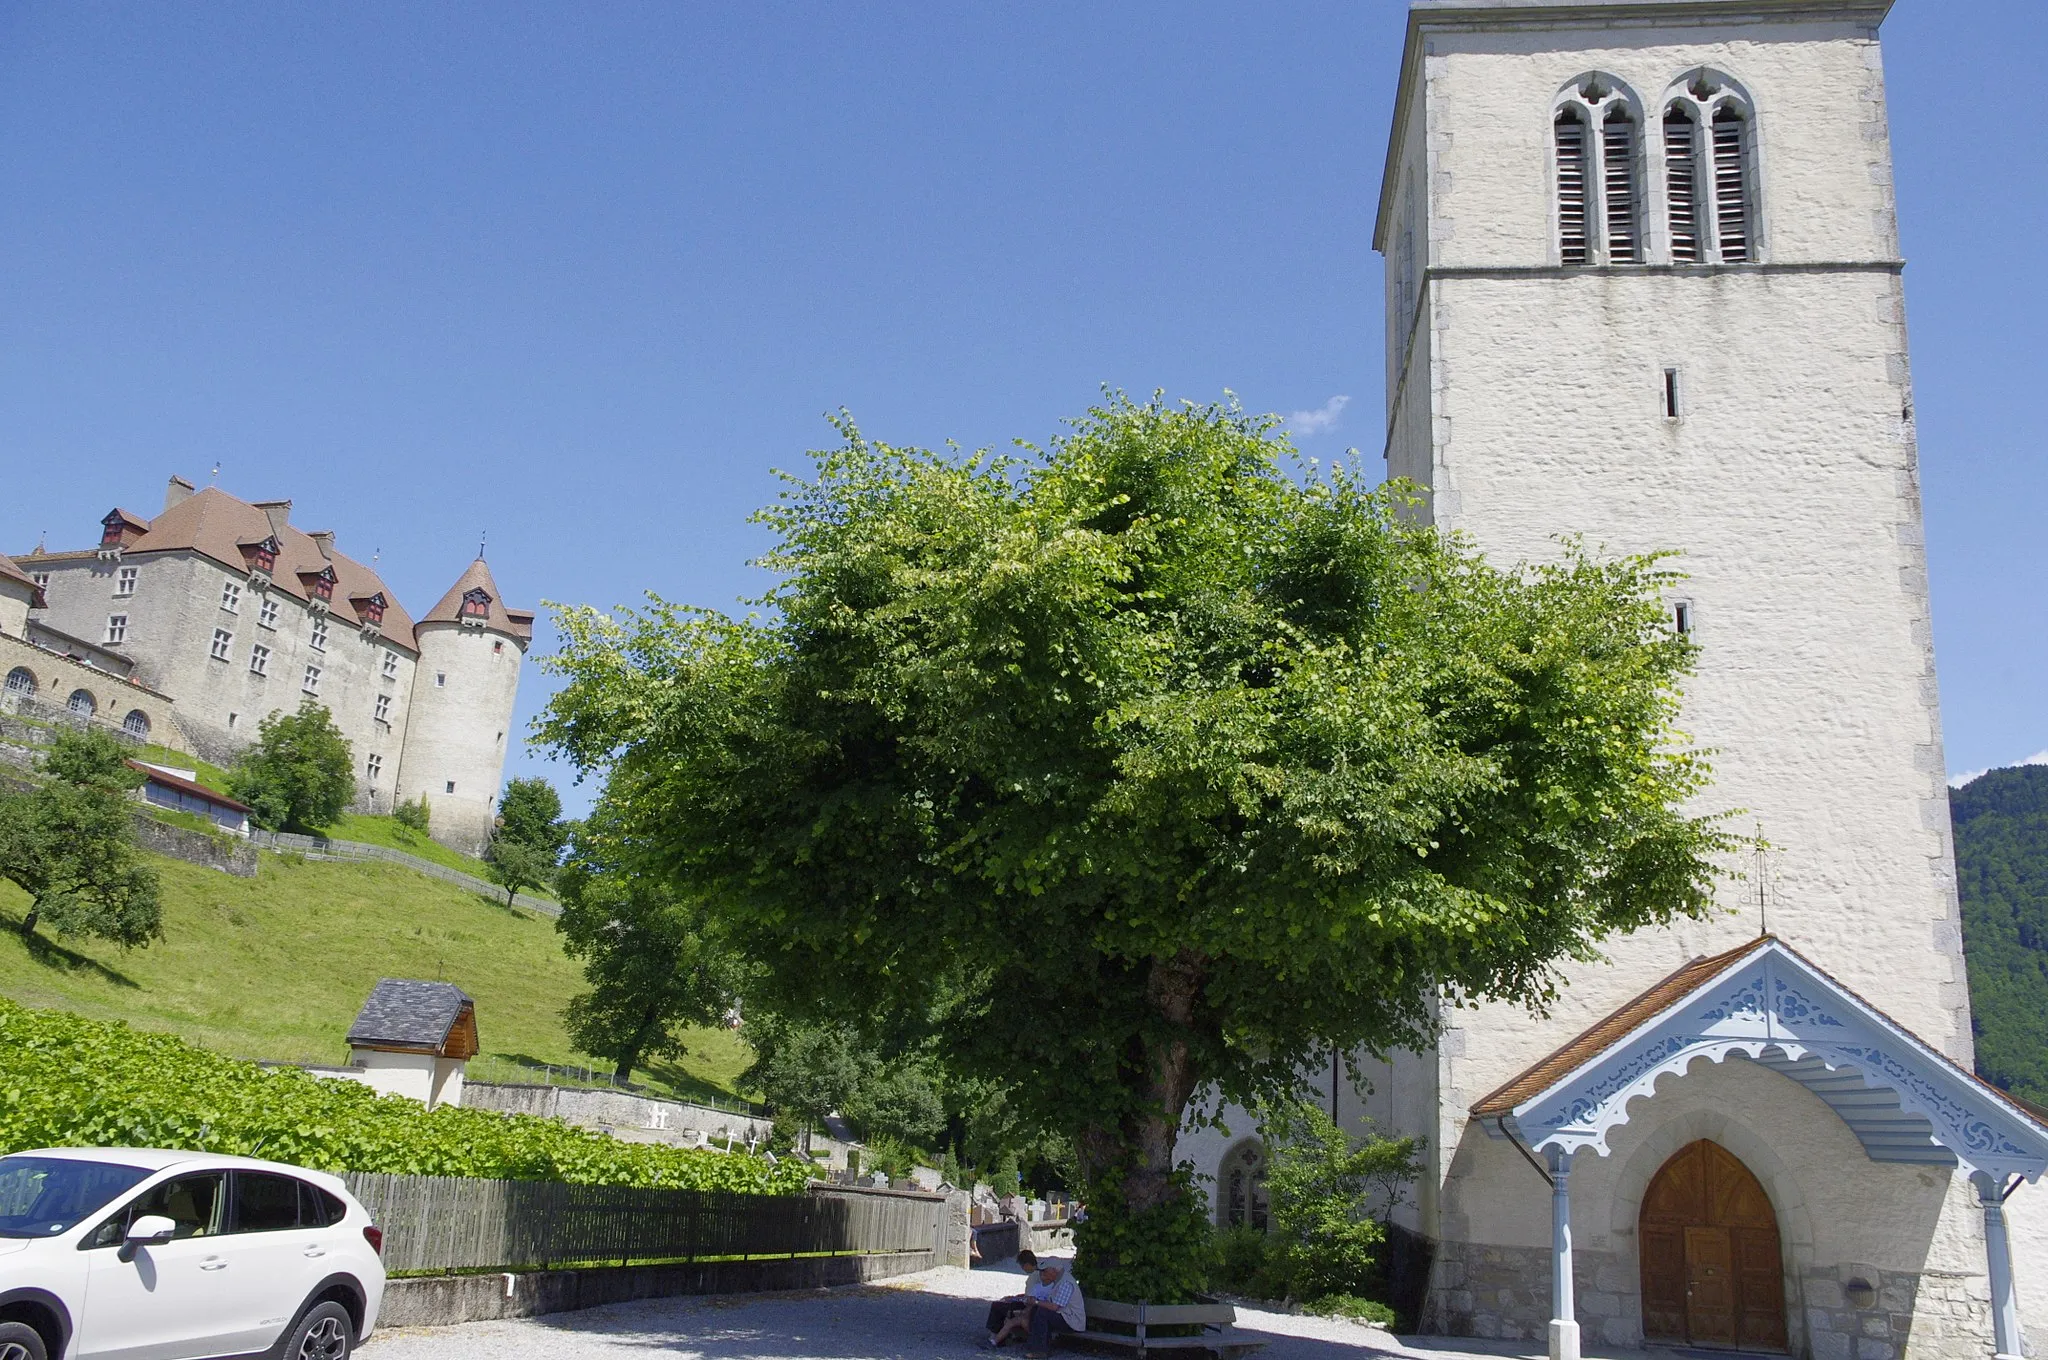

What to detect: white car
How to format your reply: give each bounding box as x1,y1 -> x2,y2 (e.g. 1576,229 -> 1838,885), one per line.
0,1148 -> 386,1360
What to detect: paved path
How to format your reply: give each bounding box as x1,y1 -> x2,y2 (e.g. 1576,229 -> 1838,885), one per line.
358,1264 -> 1681,1360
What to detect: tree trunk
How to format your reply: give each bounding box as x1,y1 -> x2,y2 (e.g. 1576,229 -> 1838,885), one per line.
19,901 -> 40,939
614,1004 -> 663,1087
1078,950 -> 1207,1212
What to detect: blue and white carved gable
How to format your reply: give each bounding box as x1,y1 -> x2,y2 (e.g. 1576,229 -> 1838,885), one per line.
1496,940 -> 2048,1183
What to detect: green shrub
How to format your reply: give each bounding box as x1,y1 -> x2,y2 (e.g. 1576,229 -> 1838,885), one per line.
1262,1104 -> 1420,1303
1306,1295 -> 1396,1325
0,998 -> 809,1194
1073,1165 -> 1216,1304
393,795 -> 431,840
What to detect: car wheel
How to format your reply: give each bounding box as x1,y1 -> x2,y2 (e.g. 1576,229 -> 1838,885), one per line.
281,1301 -> 354,1360
0,1321 -> 48,1360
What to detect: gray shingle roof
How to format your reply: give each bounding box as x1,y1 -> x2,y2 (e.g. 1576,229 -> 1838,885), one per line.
347,979 -> 475,1052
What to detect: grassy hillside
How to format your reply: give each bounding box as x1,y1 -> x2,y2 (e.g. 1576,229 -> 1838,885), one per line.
0,849 -> 750,1106
1952,764 -> 2048,1104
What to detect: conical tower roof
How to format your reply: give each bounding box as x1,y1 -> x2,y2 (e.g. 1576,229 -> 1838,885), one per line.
419,557 -> 534,643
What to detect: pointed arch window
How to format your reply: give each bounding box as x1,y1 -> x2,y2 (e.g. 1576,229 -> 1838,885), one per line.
1663,70 -> 1757,264
1554,76 -> 1642,266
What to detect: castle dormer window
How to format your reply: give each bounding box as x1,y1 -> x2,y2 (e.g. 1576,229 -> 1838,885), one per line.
352,592 -> 387,638
299,565 -> 337,612
239,535 -> 280,584
1662,70 -> 1757,264
459,587 -> 492,628
97,509 -> 145,561
1554,75 -> 1642,267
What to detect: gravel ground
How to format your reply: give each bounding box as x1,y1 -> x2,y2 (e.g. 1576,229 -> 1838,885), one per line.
357,1264 -> 1566,1360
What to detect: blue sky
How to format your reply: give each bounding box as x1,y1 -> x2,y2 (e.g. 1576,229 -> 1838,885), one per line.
0,2 -> 2040,811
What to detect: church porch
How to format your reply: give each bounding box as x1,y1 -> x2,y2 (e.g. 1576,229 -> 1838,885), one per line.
1423,939 -> 2048,1360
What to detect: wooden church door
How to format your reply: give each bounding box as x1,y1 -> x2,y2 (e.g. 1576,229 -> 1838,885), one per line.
1639,1140 -> 1788,1350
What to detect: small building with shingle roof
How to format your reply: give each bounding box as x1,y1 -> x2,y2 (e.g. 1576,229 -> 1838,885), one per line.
344,979 -> 480,1109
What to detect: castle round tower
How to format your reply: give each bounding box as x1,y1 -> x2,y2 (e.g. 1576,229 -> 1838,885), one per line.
396,557 -> 534,855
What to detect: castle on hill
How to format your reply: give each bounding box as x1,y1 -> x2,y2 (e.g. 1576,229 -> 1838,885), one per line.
0,475 -> 529,854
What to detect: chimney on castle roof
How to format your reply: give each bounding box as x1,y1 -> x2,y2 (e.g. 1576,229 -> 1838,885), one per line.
164,476 -> 195,513
309,531 -> 335,561
254,500 -> 291,539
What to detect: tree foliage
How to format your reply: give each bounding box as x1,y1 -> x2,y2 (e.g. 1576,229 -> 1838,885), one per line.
486,838 -> 555,909
497,777 -> 568,857
0,730 -> 161,946
555,804 -> 738,1086
1261,1102 -> 1421,1302
227,700 -> 356,833
742,1016 -> 948,1146
1951,764 -> 2048,1103
538,395 -> 1729,1297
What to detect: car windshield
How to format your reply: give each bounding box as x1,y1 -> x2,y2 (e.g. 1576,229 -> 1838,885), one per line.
0,1156 -> 155,1238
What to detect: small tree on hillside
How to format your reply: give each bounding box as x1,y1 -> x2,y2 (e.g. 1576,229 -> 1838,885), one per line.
555,803 -> 738,1086
0,730 -> 161,945
485,838 -> 553,909
228,701 -> 355,833
392,794 -> 431,840
496,777 -> 567,857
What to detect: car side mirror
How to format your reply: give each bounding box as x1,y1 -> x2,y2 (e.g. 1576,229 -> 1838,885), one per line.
118,1214 -> 177,1262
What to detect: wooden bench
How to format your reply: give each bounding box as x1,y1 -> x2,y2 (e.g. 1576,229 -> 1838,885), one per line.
1063,1298 -> 1267,1359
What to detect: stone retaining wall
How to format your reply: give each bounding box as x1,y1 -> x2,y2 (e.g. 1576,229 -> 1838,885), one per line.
129,813 -> 258,876
376,1250 -> 937,1328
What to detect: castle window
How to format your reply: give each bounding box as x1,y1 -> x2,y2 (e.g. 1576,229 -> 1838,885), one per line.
459,587 -> 492,628
210,628 -> 233,662
1663,368 -> 1682,419
309,618 -> 328,653
227,712 -> 238,729
1674,601 -> 1695,635
434,671 -> 446,688
445,780 -> 456,794
68,689 -> 95,717
366,753 -> 382,783
382,651 -> 399,681
1663,70 -> 1757,264
374,693 -> 391,725
249,643 -> 270,677
30,571 -> 49,590
4,667 -> 34,699
122,709 -> 149,739
104,615 -> 127,646
302,664 -> 321,696
1554,75 -> 1641,266
258,597 -> 279,629
115,566 -> 137,597
220,580 -> 242,614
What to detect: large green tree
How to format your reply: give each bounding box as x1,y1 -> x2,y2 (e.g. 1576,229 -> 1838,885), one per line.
496,777 -> 568,857
228,701 -> 355,833
554,803 -> 739,1086
0,729 -> 161,945
539,396 -> 1728,1297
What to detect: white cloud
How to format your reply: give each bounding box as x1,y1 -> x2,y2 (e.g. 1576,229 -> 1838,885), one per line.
1288,394 -> 1351,436
1948,749 -> 2048,789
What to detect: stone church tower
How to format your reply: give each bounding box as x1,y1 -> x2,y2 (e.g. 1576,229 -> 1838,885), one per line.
1279,2 -> 2048,1357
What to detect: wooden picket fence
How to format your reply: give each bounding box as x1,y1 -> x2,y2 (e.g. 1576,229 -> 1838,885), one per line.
341,1174 -> 944,1275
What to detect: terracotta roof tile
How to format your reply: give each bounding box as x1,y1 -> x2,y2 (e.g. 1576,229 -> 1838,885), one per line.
419,557 -> 534,642
0,550 -> 40,598
88,488 -> 422,652
1471,937 -> 1774,1119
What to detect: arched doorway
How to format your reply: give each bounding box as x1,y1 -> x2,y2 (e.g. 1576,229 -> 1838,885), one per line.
1640,1139 -> 1787,1350
1221,1140 -> 1268,1231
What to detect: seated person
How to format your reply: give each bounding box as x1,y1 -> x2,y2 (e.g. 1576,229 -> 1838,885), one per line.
984,1251 -> 1045,1347
1023,1258 -> 1085,1357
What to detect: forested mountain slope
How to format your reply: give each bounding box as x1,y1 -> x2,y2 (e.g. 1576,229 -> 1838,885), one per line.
1953,764 -> 2048,1103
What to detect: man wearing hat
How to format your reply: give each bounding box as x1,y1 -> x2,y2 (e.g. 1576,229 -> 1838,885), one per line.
1020,1256 -> 1085,1358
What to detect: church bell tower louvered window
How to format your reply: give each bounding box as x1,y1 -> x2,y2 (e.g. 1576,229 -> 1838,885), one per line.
1554,76 -> 1640,266
1663,70 -> 1757,265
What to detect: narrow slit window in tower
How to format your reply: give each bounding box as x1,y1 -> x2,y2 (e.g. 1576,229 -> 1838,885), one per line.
1663,368 -> 1681,419
1674,602 -> 1694,636
1556,108 -> 1590,265
1666,108 -> 1702,262
1603,109 -> 1640,262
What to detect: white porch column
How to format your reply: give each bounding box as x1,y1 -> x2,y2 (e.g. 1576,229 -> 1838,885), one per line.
1976,1174 -> 2024,1360
1549,1145 -> 1580,1360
